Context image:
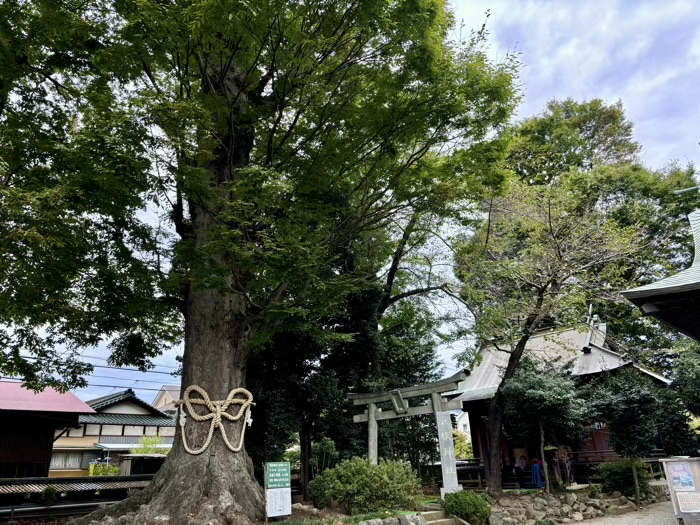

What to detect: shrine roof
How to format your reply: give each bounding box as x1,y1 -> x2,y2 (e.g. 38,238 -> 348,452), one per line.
454,323 -> 669,405
623,210 -> 700,341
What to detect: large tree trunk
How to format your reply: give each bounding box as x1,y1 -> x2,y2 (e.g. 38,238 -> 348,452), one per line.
74,288 -> 264,525
484,292 -> 552,495
485,400 -> 504,494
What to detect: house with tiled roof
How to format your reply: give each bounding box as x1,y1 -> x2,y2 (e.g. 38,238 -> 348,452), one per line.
152,384 -> 181,416
49,389 -> 175,478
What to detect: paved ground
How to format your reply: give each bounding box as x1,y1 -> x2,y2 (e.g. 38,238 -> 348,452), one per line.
582,501 -> 691,525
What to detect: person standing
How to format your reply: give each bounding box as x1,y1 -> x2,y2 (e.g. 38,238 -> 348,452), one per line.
514,455 -> 527,489
531,458 -> 544,491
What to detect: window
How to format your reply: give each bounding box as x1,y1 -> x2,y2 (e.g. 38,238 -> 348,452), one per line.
50,452 -> 83,470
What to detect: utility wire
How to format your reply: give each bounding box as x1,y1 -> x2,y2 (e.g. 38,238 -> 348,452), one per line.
0,376 -> 166,392
18,355 -> 179,376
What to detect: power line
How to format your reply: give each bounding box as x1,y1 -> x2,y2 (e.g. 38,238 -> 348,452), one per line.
87,363 -> 179,376
87,374 -> 179,385
79,353 -> 180,370
18,355 -> 179,376
0,376 -> 166,392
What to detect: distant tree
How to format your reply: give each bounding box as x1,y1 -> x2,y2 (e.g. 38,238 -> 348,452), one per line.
453,430 -> 473,459
587,371 -> 661,508
510,100 -> 700,355
131,436 -> 169,455
656,389 -> 699,457
509,98 -> 640,184
671,339 -> 700,415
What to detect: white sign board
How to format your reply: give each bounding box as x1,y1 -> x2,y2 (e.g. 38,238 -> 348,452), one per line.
265,462 -> 291,518
661,457 -> 700,520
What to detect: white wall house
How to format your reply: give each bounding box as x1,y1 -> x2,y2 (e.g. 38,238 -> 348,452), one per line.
50,389 -> 175,477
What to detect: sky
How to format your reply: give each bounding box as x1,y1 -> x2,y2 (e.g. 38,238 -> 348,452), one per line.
66,0 -> 700,402
453,0 -> 700,170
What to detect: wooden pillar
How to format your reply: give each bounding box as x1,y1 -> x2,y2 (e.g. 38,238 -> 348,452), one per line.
368,402 -> 378,465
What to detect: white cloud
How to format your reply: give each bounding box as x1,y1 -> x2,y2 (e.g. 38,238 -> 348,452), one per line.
451,0 -> 700,169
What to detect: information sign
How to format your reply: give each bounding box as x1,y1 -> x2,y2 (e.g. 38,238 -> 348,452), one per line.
661,457 -> 700,522
265,462 -> 291,518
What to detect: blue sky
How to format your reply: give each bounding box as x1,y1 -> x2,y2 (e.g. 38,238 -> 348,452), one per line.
72,1 -> 700,401
453,0 -> 700,170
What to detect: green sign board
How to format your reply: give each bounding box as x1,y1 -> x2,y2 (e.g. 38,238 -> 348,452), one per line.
265,462 -> 291,489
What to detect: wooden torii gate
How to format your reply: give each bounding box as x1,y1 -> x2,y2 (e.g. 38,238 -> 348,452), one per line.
348,370 -> 467,498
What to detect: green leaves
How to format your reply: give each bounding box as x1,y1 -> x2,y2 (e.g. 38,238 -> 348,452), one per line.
509,98 -> 640,184
455,170 -> 641,354
502,359 -> 591,448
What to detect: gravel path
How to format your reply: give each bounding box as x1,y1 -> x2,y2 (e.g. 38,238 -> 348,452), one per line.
579,501 -> 691,525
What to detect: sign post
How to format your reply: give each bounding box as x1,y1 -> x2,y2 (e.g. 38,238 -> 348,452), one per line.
265,462 -> 292,519
661,457 -> 700,524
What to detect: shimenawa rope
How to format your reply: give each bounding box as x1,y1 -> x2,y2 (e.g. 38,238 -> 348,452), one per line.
177,385 -> 254,455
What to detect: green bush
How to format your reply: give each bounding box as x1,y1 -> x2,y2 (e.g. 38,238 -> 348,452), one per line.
309,457 -> 420,514
40,486 -> 59,507
587,484 -> 602,498
309,473 -> 330,510
595,459 -> 651,499
536,521 -> 556,525
443,491 -> 491,525
90,463 -> 120,477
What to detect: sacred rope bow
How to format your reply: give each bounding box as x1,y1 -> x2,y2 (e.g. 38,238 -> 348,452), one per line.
177,385 -> 254,455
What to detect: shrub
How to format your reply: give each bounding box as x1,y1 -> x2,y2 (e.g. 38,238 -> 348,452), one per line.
309,457 -> 420,514
595,459 -> 651,498
131,435 -> 169,455
443,491 -> 491,525
536,521 -> 556,525
587,484 -> 602,498
40,486 -> 59,507
90,463 -> 120,476
309,473 -> 330,510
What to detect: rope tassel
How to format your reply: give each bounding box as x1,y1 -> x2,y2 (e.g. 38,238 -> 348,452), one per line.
177,385 -> 255,455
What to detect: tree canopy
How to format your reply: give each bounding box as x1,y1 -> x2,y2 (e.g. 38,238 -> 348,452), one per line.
502,359 -> 590,450
2,1 -> 521,523
508,98 -> 640,184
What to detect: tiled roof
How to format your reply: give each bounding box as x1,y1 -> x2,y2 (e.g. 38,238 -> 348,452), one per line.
86,389 -> 172,418
623,209 -> 700,342
624,209 -> 700,298
0,478 -> 151,494
454,323 -> 670,405
79,413 -> 175,426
